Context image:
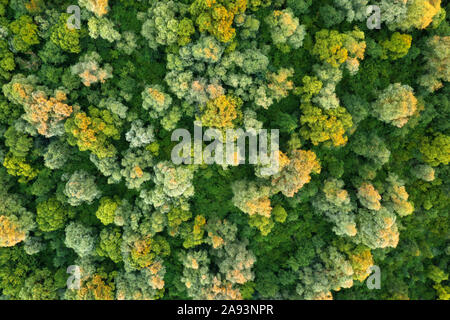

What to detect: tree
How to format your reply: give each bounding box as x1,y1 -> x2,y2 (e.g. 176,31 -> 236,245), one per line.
63,170 -> 101,206
64,222 -> 96,257
120,148 -> 153,190
0,215 -> 26,247
236,14 -> 259,40
349,248 -> 373,282
4,125 -> 32,158
265,68 -> 295,103
125,120 -> 155,148
189,0 -> 247,43
88,17 -> 121,43
312,29 -> 366,73
115,264 -> 166,299
9,15 -> 40,52
271,149 -> 321,197
319,5 -> 345,28
200,94 -> 242,129
97,227 -> 122,263
266,9 -> 306,51
179,218 -> 255,300
334,0 -> 368,23
36,197 -> 69,232
140,161 -> 194,213
18,268 -> 61,300
232,180 -> 273,231
372,83 -> 418,128
411,164 -> 435,182
141,1 -> 194,49
296,246 -> 354,300
99,97 -> 128,119
3,75 -> 75,137
380,32 -> 412,60
142,85 -> 173,119
64,108 -> 119,159
300,103 -> 353,147
418,36 -> 449,92
312,30 -> 349,68
50,13 -> 81,53
127,235 -> 170,270
43,139 -> 70,170
3,153 -> 38,183
350,132 -> 391,167
286,0 -> 312,15
313,178 -> 357,237
419,133 -> 450,166
356,207 -> 399,249
0,40 -> 16,80
74,273 -> 115,300
384,174 -> 414,217
71,52 -> 113,87
79,0 -> 109,17
89,153 -> 122,184
215,240 -> 255,285
378,0 -> 409,27
394,0 -> 442,31
0,96 -> 21,125
182,215 -> 206,249
95,197 -> 121,225
357,182 -> 382,211
26,90 -> 75,137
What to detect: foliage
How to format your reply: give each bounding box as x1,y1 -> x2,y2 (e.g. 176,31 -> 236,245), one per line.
0,0 -> 447,302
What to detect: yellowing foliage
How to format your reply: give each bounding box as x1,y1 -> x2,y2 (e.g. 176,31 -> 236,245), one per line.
373,83 -> 418,128
244,196 -> 272,218
190,0 -> 248,43
0,215 -> 26,247
272,150 -> 321,197
313,291 -> 333,300
404,0 -> 441,30
349,249 -> 374,282
312,30 -> 348,68
77,274 -> 114,300
130,236 -> 170,270
266,68 -> 295,101
300,104 -> 353,147
200,95 -> 242,129
379,216 -> 400,248
358,183 -> 382,211
3,153 -> 38,183
82,0 -> 109,17
28,90 -> 74,136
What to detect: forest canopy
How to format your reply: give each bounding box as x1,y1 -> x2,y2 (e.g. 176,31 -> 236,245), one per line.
0,0 -> 448,300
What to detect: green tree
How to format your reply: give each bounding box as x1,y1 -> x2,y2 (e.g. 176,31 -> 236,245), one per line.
9,15 -> 40,52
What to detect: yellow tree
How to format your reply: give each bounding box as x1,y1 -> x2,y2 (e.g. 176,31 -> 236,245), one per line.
372,83 -> 418,128
349,249 -> 374,282
300,103 -> 353,147
79,0 -> 109,17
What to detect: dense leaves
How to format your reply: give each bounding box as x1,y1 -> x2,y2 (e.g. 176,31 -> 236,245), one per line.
0,0 -> 448,301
